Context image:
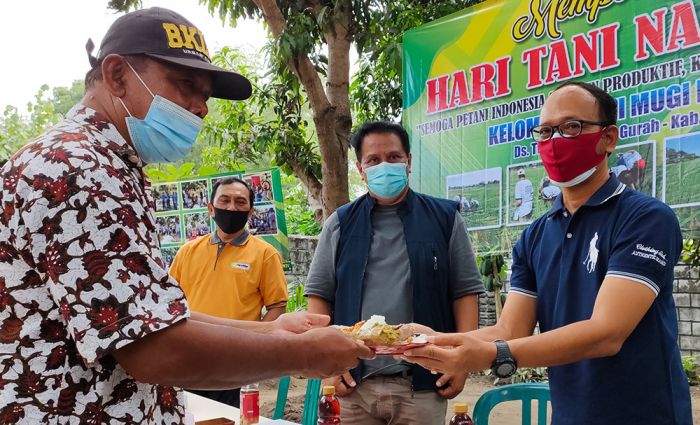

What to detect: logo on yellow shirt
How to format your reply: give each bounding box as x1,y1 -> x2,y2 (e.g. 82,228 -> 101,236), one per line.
231,262 -> 251,270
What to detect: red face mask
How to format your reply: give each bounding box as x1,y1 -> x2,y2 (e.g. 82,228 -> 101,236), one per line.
537,130 -> 606,187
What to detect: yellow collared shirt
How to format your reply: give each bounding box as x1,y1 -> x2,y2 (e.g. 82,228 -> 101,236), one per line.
170,231 -> 287,321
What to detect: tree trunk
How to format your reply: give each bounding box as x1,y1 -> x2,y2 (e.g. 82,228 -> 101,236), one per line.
287,158 -> 324,223
256,0 -> 352,221
318,0 -> 353,219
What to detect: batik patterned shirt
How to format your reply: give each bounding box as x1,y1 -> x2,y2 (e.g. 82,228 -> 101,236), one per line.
0,104 -> 191,424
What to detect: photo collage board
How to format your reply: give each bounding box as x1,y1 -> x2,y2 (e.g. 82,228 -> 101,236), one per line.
153,167 -> 289,270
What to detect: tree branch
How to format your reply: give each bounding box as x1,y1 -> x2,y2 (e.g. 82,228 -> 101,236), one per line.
256,0 -> 331,120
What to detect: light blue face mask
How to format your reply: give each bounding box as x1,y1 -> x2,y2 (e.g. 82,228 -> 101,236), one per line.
117,62 -> 203,164
364,162 -> 408,199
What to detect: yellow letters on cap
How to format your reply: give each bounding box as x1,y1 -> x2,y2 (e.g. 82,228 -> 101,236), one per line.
162,23 -> 184,48
197,29 -> 210,58
162,22 -> 210,58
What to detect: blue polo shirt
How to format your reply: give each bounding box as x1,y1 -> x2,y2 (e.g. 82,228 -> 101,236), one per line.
510,174 -> 692,425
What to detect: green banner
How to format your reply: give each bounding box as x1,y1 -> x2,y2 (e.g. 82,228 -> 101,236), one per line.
152,167 -> 289,269
403,0 -> 700,253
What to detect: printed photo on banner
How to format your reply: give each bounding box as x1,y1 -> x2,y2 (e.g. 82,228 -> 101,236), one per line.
244,171 -> 275,203
184,211 -> 212,240
609,141 -> 656,197
446,167 -> 502,231
152,183 -> 179,212
156,215 -> 182,245
506,162 -> 558,226
161,246 -> 179,271
249,204 -> 278,235
181,179 -> 209,210
663,132 -> 700,209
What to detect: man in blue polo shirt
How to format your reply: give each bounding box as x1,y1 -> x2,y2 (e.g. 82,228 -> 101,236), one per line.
403,81 -> 692,424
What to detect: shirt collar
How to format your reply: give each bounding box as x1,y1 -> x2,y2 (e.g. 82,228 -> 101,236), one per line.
548,195 -> 566,217
583,173 -> 626,207
364,189 -> 414,215
65,103 -> 143,167
547,174 -> 626,217
210,229 -> 250,246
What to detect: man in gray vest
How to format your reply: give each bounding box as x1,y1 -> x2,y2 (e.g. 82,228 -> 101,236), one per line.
305,121 -> 483,424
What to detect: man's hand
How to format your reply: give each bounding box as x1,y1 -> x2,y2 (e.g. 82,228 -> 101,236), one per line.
322,372 -> 357,397
272,312 -> 331,334
436,370 -> 468,399
399,333 -> 495,376
405,323 -> 438,336
298,327 -> 374,378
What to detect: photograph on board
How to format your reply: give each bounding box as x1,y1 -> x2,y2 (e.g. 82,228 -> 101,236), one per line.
506,162 -> 558,226
184,211 -> 212,241
244,171 -> 275,203
161,246 -> 180,271
156,215 -> 182,245
181,179 -> 209,210
446,167 -> 502,230
664,132 -> 700,208
609,141 -> 655,196
152,183 -> 179,212
248,204 -> 278,235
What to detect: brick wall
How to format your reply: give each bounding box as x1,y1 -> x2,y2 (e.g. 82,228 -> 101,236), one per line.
675,264 -> 700,356
288,236 -> 700,356
478,292 -> 498,328
285,235 -> 319,288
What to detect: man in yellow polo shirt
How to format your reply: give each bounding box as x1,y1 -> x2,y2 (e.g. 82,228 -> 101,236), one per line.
170,176 -> 288,406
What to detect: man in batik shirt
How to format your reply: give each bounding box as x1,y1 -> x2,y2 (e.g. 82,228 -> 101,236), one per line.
0,7 -> 370,424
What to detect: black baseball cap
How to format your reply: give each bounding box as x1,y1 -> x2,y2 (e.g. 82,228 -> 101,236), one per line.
89,7 -> 251,100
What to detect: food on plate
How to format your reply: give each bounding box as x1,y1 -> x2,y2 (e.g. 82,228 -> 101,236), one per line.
335,315 -> 427,346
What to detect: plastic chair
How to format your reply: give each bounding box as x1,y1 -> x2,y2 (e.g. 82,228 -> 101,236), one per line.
273,376 -> 291,419
273,377 -> 322,424
473,383 -> 551,425
301,378 -> 322,425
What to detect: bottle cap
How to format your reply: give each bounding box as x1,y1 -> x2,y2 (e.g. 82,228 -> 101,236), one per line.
454,403 -> 468,413
322,386 -> 336,396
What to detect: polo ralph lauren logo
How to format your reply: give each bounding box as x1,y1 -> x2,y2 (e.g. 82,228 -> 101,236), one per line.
584,232 -> 599,273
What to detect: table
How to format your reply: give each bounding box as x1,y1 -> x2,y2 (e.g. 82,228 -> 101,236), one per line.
185,391 -> 297,424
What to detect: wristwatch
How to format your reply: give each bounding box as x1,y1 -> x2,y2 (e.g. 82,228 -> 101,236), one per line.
491,339 -> 517,378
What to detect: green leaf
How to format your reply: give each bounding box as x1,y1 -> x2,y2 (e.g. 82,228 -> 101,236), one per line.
165,164 -> 178,175
177,163 -> 196,178
197,165 -> 219,176
145,169 -> 170,182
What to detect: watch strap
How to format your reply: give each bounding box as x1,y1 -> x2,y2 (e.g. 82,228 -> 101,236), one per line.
492,339 -> 517,378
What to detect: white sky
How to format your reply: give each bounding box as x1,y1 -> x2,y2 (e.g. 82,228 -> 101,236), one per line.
0,0 -> 268,111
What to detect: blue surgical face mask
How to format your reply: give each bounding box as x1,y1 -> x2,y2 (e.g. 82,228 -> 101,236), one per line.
364,162 -> 408,199
117,62 -> 203,164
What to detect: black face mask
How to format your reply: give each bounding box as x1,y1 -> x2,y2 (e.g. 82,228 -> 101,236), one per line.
212,207 -> 249,234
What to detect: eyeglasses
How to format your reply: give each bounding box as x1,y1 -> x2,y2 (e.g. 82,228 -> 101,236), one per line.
531,120 -> 609,142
